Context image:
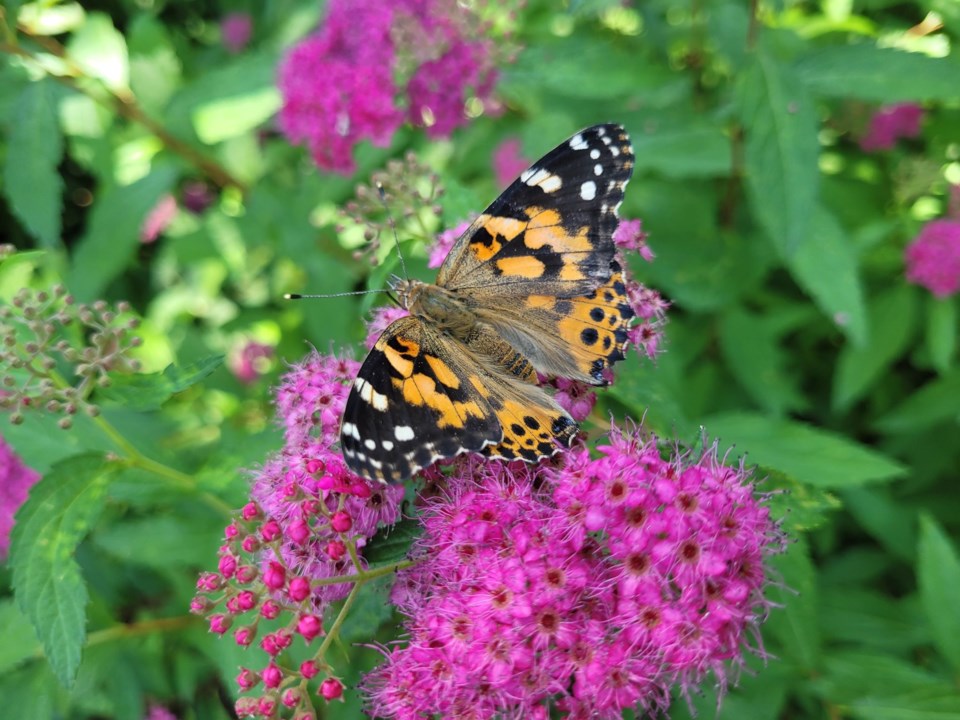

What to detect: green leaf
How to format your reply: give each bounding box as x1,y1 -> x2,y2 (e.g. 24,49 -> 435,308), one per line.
337,577 -> 396,644
849,685 -> 960,720
719,308 -> 807,414
3,79 -> 63,249
926,297 -> 957,373
918,515 -> 960,673
704,412 -> 907,488
786,208 -> 867,346
821,588 -> 929,652
10,453 -> 116,687
875,369 -> 960,433
833,285 -> 918,411
0,665 -> 57,719
67,12 -> 129,92
98,355 -> 224,411
843,487 -> 916,562
93,515 -> 222,569
364,518 -> 421,567
67,165 -> 178,300
766,536 -> 820,671
760,467 -> 840,533
797,45 -> 960,102
818,651 -> 943,705
193,86 -> 282,144
629,124 -> 729,178
738,48 -> 820,256
0,600 -> 40,675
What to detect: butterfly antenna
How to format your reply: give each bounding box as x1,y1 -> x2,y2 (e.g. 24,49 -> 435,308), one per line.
284,289 -> 392,300
376,182 -> 409,280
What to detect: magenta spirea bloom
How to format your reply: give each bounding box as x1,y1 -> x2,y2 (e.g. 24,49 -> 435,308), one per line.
364,424 -> 782,718
143,704 -> 178,720
221,12 -> 253,54
860,103 -> 924,152
427,219 -> 472,269
492,137 -> 529,186
0,434 -> 40,559
614,218 -> 654,262
365,306 -> 412,350
904,219 -> 960,298
230,340 -> 274,384
277,0 -> 498,173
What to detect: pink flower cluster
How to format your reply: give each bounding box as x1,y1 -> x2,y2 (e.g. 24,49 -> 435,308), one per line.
278,0 -> 499,173
193,352 -> 403,716
0,434 -> 40,559
860,103 -> 924,152
365,424 -> 782,718
905,218 -> 960,298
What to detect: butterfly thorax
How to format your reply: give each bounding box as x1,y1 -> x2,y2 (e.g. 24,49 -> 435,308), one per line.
390,277 -> 477,338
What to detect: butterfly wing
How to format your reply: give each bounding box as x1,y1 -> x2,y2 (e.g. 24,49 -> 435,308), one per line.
341,316 -> 577,483
436,123 -> 635,384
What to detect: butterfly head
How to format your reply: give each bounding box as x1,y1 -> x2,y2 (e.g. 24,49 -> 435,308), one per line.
387,275 -> 422,311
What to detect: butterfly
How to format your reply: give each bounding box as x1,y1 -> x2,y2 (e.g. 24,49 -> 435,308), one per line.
340,124 -> 635,483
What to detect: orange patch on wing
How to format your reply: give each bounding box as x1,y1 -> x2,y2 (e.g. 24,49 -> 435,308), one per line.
425,355 -> 460,389
396,373 -> 484,428
496,256 -> 545,279
382,343 -> 416,377
483,215 -> 527,241
524,209 -> 592,253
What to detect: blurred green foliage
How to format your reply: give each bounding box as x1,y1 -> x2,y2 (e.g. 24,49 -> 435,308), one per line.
1,0 -> 960,718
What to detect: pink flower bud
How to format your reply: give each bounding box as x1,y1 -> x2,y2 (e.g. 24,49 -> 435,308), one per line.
330,511 -> 352,533
241,502 -> 261,521
288,576 -> 311,602
260,600 -> 281,620
236,590 -> 258,611
297,614 -> 323,642
225,596 -> 242,614
235,697 -> 258,717
301,499 -> 321,516
326,540 -> 346,560
234,625 -> 256,647
281,482 -> 300,499
282,688 -> 300,708
260,519 -> 282,542
189,596 -> 212,614
236,564 -> 259,583
209,614 -> 232,635
263,561 -> 286,590
224,522 -> 240,539
196,572 -> 223,592
320,677 -> 344,701
262,662 -> 283,688
300,659 -> 320,679
257,696 -> 277,716
236,667 -> 259,690
306,458 -> 325,474
260,634 -> 281,656
241,536 -> 261,553
287,518 -> 310,546
350,480 -> 372,499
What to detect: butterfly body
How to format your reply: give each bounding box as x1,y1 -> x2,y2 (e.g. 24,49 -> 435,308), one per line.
341,124 -> 636,483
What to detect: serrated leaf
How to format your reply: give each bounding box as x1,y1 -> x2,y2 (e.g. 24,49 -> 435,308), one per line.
0,600 -> 40,674
3,79 -> 63,249
738,48 -> 820,256
704,412 -> 906,488
67,13 -> 129,92
926,297 -> 957,373
787,208 -> 867,346
759,467 -> 839,533
766,536 -> 820,671
875,369 -> 960,433
10,453 -> 116,687
364,518 -> 421,566
833,285 -> 918,411
98,355 -> 224,411
918,515 -> 960,673
797,45 -> 960,102
67,165 -> 178,300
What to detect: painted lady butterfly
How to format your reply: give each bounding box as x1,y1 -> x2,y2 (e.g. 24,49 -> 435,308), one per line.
341,124 -> 635,483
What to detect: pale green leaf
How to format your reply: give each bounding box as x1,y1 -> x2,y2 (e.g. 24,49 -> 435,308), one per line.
193,87 -> 281,144
926,297 -> 957,373
3,79 -> 63,249
10,453 -> 115,687
875,369 -> 960,433
918,515 -> 960,673
766,536 -> 820,671
67,13 -> 129,92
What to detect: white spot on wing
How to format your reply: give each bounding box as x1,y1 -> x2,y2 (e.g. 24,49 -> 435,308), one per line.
394,425 -> 415,441
569,133 -> 588,150
382,440 -> 394,451
590,148 -> 601,160
342,422 -> 360,440
364,439 -> 376,451
523,167 -> 562,193
609,146 -> 620,157
594,164 -> 603,176
580,181 -> 597,201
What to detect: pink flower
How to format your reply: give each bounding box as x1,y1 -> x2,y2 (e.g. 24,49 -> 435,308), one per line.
613,218 -> 654,261
277,0 -> 402,173
181,181 -> 214,214
144,704 -> 177,720
427,219 -> 472,269
905,219 -> 960,298
407,40 -> 497,138
140,194 -> 177,244
364,306 -> 411,350
221,12 -> 253,54
230,340 -> 274,384
0,435 -> 40,559
364,426 -> 783,717
492,138 -> 529,186
860,103 -> 924,152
